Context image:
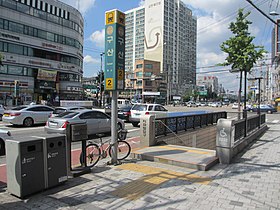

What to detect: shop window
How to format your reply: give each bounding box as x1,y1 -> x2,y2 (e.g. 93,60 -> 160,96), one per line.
8,65 -> 23,75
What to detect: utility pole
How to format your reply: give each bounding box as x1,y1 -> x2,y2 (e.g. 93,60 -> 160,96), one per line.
100,52 -> 105,107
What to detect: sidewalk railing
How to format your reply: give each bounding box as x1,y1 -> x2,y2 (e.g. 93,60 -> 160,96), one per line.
216,113 -> 267,164
155,112 -> 227,137
233,114 -> 266,143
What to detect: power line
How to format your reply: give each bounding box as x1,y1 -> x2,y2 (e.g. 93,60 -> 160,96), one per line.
197,0 -> 268,34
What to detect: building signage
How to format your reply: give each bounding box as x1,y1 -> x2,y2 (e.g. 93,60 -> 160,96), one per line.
144,0 -> 163,68
104,9 -> 125,90
37,69 -> 57,81
66,86 -> 83,92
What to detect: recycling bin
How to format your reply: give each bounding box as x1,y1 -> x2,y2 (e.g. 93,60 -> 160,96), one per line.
42,134 -> 67,189
6,137 -> 45,198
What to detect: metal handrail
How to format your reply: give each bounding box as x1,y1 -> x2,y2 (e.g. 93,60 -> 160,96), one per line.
155,111 -> 227,137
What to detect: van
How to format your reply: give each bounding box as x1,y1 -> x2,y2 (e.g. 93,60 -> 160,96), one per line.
117,99 -> 130,108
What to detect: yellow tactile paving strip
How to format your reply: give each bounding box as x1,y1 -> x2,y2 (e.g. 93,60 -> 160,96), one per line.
110,163 -> 212,200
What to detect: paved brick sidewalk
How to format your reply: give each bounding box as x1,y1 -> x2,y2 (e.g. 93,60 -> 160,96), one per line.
1,123 -> 280,210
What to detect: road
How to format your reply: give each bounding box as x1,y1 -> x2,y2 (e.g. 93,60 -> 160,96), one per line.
0,105 -> 279,166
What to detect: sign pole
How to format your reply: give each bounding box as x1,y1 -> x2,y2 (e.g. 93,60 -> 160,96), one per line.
104,9 -> 125,165
110,91 -> 118,164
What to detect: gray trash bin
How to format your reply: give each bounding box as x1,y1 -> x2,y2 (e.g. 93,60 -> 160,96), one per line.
42,134 -> 67,189
6,137 -> 45,198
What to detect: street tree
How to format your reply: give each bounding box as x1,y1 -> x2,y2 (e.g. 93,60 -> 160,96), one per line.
220,8 -> 266,112
0,53 -> 3,66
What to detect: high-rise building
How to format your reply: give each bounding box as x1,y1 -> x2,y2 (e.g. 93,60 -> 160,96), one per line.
125,0 -> 197,97
0,0 -> 84,105
125,6 -> 145,75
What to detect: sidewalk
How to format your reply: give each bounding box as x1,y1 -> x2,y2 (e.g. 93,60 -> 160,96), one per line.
1,123 -> 280,209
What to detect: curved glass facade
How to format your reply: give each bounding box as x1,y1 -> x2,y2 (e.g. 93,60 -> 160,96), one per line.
0,0 -> 84,105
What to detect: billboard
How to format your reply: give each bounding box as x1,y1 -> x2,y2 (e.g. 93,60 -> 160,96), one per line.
104,10 -> 125,90
144,0 -> 163,65
37,69 -> 57,81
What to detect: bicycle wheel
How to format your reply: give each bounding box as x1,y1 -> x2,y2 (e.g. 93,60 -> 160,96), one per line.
109,140 -> 131,160
80,143 -> 101,168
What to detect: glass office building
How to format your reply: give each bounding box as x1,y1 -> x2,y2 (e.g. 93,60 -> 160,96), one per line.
0,0 -> 84,105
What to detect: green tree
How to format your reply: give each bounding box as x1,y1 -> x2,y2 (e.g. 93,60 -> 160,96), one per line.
0,53 -> 3,66
220,9 -> 266,111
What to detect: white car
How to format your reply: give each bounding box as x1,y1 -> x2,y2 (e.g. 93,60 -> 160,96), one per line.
3,105 -> 54,127
130,104 -> 168,127
0,105 -> 5,121
232,103 -> 239,109
0,129 -> 11,156
211,102 -> 222,107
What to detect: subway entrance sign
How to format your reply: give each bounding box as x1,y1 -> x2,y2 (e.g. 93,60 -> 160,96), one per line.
104,9 -> 125,91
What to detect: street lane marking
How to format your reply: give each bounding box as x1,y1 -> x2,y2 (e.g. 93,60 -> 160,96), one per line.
272,120 -> 279,124
111,163 -> 211,200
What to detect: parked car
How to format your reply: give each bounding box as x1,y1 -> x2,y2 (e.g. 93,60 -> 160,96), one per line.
45,109 -> 125,135
51,106 -> 87,117
232,102 -> 239,109
118,105 -> 132,122
196,102 -> 201,106
130,103 -> 168,127
211,102 -> 222,107
2,105 -> 54,127
200,102 -> 207,107
0,129 -> 11,156
250,104 -> 277,114
0,105 -> 6,121
185,101 -> 197,107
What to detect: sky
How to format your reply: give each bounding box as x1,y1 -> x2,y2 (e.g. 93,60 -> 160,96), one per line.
60,0 -> 277,93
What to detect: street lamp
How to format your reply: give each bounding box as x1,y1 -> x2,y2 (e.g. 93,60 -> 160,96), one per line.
248,77 -> 263,128
100,52 -> 105,107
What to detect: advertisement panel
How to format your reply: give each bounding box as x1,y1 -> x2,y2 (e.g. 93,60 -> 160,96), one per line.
104,10 -> 125,91
37,69 -> 57,81
144,0 -> 163,65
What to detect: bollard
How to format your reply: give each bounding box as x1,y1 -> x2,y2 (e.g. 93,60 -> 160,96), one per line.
216,119 -> 235,164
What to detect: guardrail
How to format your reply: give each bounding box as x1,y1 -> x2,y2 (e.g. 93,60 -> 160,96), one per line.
233,114 -> 266,143
155,112 -> 227,137
216,113 -> 267,164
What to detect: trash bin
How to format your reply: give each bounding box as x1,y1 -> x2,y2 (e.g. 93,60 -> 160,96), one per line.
42,134 -> 67,189
6,137 -> 45,198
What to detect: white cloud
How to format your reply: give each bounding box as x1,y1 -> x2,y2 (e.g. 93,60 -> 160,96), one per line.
83,55 -> 99,64
60,0 -> 95,14
139,0 -> 145,6
89,29 -> 105,48
182,0 -> 274,91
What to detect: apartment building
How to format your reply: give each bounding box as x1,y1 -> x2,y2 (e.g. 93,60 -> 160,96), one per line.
0,0 -> 84,105
125,0 -> 197,97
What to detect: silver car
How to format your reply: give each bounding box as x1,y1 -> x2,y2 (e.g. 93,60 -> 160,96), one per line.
45,109 -> 125,135
51,106 -> 86,117
0,129 -> 12,156
3,105 -> 54,127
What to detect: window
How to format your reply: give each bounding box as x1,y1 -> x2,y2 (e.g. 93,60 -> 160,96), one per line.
8,65 -> 23,75
93,111 -> 108,119
136,72 -> 143,77
79,112 -> 92,119
136,64 -> 143,68
145,64 -> 153,69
